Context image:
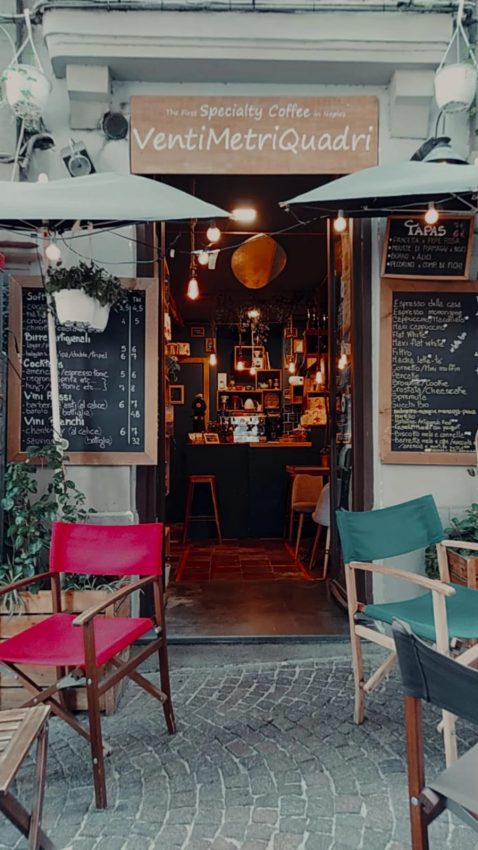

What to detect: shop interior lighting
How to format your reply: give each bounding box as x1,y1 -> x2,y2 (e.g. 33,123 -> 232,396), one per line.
206,221 -> 221,243
209,352 -> 217,366
197,250 -> 209,266
249,365 -> 257,376
236,351 -> 245,371
333,210 -> 347,233
287,359 -> 296,374
186,273 -> 199,300
338,352 -> 348,371
232,207 -> 257,224
45,238 -> 62,262
315,369 -> 323,386
247,308 -> 260,320
424,202 -> 439,225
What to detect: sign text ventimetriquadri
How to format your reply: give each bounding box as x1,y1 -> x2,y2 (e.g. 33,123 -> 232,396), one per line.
130,96 -> 378,174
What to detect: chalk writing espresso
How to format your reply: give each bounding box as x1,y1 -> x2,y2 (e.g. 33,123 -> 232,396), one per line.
21,288 -> 145,454
383,216 -> 473,279
391,291 -> 478,454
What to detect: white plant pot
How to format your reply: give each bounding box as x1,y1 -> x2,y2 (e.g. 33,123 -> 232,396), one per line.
434,63 -> 478,113
53,289 -> 111,333
2,64 -> 51,125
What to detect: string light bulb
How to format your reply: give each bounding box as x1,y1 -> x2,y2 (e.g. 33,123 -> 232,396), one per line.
288,359 -> 296,374
232,207 -> 257,224
45,240 -> 62,262
186,273 -> 199,301
424,203 -> 439,225
206,221 -> 221,243
198,250 -> 209,266
209,352 -> 217,366
247,308 -> 260,320
333,210 -> 347,233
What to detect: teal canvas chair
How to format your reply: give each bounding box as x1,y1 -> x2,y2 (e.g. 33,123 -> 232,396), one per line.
336,494 -> 478,766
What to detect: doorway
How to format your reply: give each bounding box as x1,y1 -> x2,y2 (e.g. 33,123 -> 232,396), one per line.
138,173 -> 372,637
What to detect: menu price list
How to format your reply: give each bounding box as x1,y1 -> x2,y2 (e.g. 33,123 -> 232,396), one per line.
21,288 -> 146,454
383,217 -> 472,278
391,291 -> 478,454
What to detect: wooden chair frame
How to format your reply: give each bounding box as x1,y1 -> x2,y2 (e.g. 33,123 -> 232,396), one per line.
345,538 -> 478,766
0,706 -> 53,850
0,570 -> 175,810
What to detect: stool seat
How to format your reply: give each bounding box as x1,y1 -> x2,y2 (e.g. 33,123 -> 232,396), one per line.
183,475 -> 222,544
293,501 -> 316,512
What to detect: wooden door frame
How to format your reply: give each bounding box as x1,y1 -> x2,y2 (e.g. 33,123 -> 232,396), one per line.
178,357 -> 211,427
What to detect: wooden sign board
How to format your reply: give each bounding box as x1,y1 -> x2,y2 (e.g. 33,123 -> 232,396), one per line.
382,215 -> 474,280
8,277 -> 158,465
380,278 -> 478,464
130,95 -> 378,175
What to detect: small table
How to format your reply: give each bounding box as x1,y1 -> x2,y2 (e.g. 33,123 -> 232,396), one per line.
0,706 -> 54,850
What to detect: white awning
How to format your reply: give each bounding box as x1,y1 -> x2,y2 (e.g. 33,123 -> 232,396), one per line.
0,172 -> 229,231
282,161 -> 478,216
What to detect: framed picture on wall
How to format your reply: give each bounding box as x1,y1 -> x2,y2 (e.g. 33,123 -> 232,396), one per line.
190,326 -> 205,338
188,432 -> 204,443
234,345 -> 264,370
205,338 -> 215,353
168,384 -> 184,404
204,433 -> 220,444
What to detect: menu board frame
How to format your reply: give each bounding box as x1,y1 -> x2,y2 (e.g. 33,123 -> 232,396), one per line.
381,214 -> 474,281
7,276 -> 158,465
380,277 -> 478,465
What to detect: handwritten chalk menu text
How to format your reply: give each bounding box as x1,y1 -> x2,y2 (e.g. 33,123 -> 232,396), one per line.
380,279 -> 478,464
8,278 -> 158,464
382,215 -> 473,280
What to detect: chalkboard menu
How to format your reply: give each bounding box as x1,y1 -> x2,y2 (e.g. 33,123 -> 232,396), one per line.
8,277 -> 158,465
380,279 -> 478,464
382,215 -> 473,280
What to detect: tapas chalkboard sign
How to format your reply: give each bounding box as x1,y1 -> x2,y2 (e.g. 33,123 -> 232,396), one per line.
380,278 -> 478,464
8,277 -> 158,465
382,215 -> 473,280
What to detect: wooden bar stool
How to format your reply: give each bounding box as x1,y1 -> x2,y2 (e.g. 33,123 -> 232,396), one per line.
183,475 -> 222,544
0,706 -> 54,850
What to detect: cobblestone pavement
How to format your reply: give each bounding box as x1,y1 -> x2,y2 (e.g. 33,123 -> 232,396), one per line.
3,644 -> 478,850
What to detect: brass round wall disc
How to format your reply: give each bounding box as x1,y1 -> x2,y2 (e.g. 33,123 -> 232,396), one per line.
231,233 -> 286,289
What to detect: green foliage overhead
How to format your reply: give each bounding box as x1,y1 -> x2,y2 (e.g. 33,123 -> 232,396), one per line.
45,261 -> 127,308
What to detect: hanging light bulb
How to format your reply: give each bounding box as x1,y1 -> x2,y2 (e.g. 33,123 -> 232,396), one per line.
198,250 -> 209,266
236,357 -> 244,371
333,210 -> 347,233
186,273 -> 199,300
45,240 -> 62,262
37,172 -> 49,183
209,352 -> 217,366
338,352 -> 348,371
247,308 -> 260,320
315,369 -> 323,386
288,359 -> 296,374
249,365 -> 257,376
206,221 -> 221,243
232,207 -> 257,224
424,202 -> 439,225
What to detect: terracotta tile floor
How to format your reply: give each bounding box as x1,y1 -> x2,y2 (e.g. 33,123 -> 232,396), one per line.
174,539 -> 311,583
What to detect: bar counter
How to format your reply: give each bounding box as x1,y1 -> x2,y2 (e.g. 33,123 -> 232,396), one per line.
185,441 -> 320,538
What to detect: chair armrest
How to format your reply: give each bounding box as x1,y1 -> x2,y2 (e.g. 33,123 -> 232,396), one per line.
349,561 -> 456,596
72,575 -> 155,626
0,571 -> 56,598
441,539 -> 478,553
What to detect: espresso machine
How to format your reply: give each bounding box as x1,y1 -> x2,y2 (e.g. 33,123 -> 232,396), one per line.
265,412 -> 282,442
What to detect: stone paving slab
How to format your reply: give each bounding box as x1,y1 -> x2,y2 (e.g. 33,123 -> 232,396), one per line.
2,645 -> 478,850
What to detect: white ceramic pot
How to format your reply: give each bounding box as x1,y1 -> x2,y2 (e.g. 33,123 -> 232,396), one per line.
434,63 -> 477,113
53,289 -> 111,333
2,64 -> 51,124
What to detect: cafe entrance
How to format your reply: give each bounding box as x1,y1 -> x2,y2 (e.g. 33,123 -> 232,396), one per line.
132,94 -> 377,636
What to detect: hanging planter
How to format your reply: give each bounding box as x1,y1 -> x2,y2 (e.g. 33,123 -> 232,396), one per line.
434,11 -> 478,113
1,63 -> 51,125
0,11 -> 51,129
45,261 -> 127,333
435,62 -> 477,113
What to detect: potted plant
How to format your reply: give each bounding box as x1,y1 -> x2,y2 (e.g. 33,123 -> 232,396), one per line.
1,64 -> 51,128
425,504 -> 478,587
45,261 -> 127,333
434,18 -> 478,113
0,444 -> 126,712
